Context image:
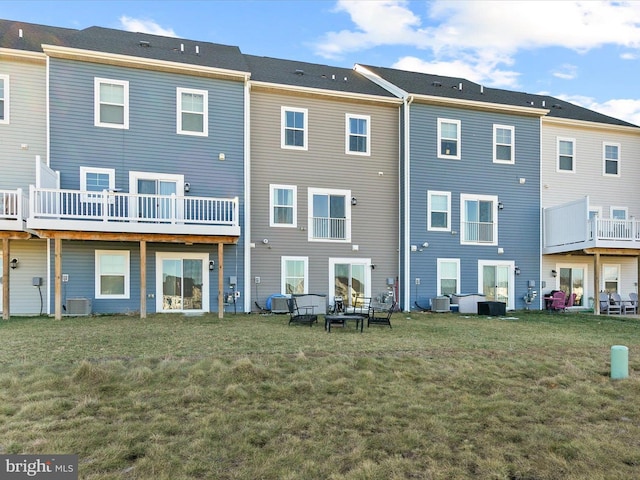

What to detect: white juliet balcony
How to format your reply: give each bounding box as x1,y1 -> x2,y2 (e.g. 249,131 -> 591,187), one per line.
0,189 -> 29,231
543,197 -> 640,254
27,186 -> 240,237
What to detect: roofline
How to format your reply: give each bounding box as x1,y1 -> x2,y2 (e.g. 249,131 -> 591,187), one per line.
542,115 -> 640,133
410,93 -> 549,117
0,47 -> 47,62
354,64 -> 409,99
249,80 -> 403,105
41,44 -> 251,82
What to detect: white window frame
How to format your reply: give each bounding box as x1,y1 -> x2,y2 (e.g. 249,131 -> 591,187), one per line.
308,187 -> 351,243
557,137 -> 575,173
610,206 -> 628,220
95,250 -> 130,299
94,77 -> 129,129
155,251 -> 210,313
270,184 -> 297,228
281,106 -> 308,150
602,264 -> 621,293
80,166 -> 115,203
437,118 -> 461,160
328,257 -> 372,306
345,114 -> 371,156
437,258 -> 460,296
281,256 -> 308,295
176,87 -> 208,136
603,142 -> 620,177
427,190 -> 451,232
493,124 -> 515,164
460,193 -> 498,246
0,74 -> 9,125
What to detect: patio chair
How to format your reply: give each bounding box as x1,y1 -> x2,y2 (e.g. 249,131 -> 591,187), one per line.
287,298 -> 317,326
368,301 -> 395,328
599,292 -> 621,315
548,291 -> 566,313
628,293 -> 638,315
565,293 -> 576,309
254,301 -> 271,315
610,293 -> 625,315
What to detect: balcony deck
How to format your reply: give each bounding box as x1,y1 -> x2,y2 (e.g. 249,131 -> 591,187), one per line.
0,189 -> 29,232
27,186 -> 240,237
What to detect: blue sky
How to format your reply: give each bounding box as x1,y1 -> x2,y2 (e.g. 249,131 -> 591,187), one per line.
3,0 -> 640,125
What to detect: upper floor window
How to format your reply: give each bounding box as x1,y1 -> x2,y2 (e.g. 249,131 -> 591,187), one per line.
557,138 -> 575,172
427,190 -> 451,231
493,125 -> 514,164
308,187 -> 351,242
603,142 -> 620,176
281,107 -> 307,150
281,256 -> 308,295
270,184 -> 297,227
95,250 -> 130,299
610,207 -> 627,220
346,114 -> 370,155
177,88 -> 208,136
437,118 -> 460,159
437,258 -> 460,296
80,166 -> 115,202
94,78 -> 129,129
461,194 -> 498,245
0,75 -> 9,124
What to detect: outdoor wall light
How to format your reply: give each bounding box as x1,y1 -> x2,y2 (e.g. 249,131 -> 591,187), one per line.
209,260 -> 215,271
422,242 -> 429,248
184,182 -> 191,193
514,266 -> 521,276
351,197 -> 357,206
498,202 -> 504,210
551,269 -> 558,277
9,258 -> 18,269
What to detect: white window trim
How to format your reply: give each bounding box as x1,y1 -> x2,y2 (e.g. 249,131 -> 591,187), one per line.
589,207 -> 602,219
345,113 -> 371,156
427,190 -> 451,232
128,171 -> 184,195
477,259 -> 515,310
281,256 -> 309,295
493,124 -> 515,164
437,258 -> 460,296
610,206 -> 628,219
460,193 -> 498,246
602,263 -> 621,292
602,142 -> 621,177
80,166 -> 115,203
0,74 -> 9,125
308,187 -> 352,243
155,251 -> 210,313
328,257 -> 372,306
556,137 -> 576,173
437,118 -> 461,160
269,184 -> 297,228
281,106 -> 308,150
94,77 -> 129,129
176,87 -> 208,136
95,249 -> 130,299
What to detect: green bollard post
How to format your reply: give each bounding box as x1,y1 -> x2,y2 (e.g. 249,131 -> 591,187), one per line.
611,345 -> 629,380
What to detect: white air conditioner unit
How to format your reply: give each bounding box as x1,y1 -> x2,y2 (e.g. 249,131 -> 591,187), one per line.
66,298 -> 91,315
431,296 -> 450,313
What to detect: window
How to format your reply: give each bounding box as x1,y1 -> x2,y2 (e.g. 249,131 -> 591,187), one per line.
281,107 -> 307,150
0,74 -> 8,124
94,78 -> 129,129
427,190 -> 451,231
461,194 -> 498,245
156,252 -> 209,312
493,125 -> 514,163
437,118 -> 460,159
603,142 -> 620,176
610,207 -> 627,220
557,138 -> 575,172
270,184 -> 297,227
558,265 -> 586,307
602,265 -> 620,294
95,250 -> 130,299
346,114 -> 370,155
308,187 -> 351,242
80,167 -> 115,202
437,258 -> 460,296
177,87 -> 208,136
281,256 -> 308,295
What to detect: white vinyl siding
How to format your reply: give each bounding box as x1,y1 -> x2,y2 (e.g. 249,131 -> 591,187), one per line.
493,124 -> 514,164
177,87 -> 208,136
603,142 -> 620,176
281,106 -> 308,150
437,118 -> 460,159
270,184 -> 297,227
95,250 -> 130,299
0,74 -> 9,124
427,190 -> 451,231
94,77 -> 129,129
557,137 -> 575,172
345,114 -> 370,155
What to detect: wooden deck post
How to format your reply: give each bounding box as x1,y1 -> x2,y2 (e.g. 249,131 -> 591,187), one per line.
218,242 -> 224,319
140,240 -> 146,319
594,252 -> 601,314
3,238 -> 9,320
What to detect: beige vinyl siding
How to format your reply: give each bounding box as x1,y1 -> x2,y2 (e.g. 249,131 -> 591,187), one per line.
250,89 -> 399,304
3,239 -> 47,315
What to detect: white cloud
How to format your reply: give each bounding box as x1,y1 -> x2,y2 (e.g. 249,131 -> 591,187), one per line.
558,94 -> 640,126
552,64 -> 578,81
119,16 -> 177,37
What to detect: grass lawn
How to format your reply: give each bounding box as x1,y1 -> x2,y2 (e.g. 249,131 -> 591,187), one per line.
1,310 -> 640,479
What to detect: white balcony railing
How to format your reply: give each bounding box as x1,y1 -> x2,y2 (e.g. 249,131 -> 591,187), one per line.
0,188 -> 28,230
28,186 -> 240,236
312,217 -> 347,240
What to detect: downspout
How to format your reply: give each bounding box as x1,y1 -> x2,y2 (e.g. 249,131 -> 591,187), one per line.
45,54 -> 51,315
403,95 -> 414,312
243,75 -> 251,313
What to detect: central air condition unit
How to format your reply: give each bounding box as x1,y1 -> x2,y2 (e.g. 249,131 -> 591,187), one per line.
431,296 -> 450,313
271,297 -> 290,314
66,298 -> 91,315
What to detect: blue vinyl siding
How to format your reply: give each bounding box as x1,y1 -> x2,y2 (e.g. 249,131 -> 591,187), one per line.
407,104 -> 541,309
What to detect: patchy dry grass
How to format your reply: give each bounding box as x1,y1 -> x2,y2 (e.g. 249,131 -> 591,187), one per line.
1,311 -> 640,479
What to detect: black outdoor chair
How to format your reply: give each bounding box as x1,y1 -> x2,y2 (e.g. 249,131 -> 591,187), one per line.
287,298 -> 318,326
368,301 -> 395,328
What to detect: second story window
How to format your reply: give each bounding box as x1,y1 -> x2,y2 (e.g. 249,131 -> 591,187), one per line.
427,190 -> 451,231
177,88 -> 208,136
438,118 -> 460,159
603,142 -> 620,176
282,107 -> 307,150
493,125 -> 514,163
0,75 -> 8,124
309,188 -> 350,242
95,78 -> 129,129
557,138 -> 575,172
270,184 -> 297,227
80,166 -> 115,202
461,194 -> 498,245
346,114 -> 370,155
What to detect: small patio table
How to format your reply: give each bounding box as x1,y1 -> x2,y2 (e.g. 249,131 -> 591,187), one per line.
324,314 -> 364,333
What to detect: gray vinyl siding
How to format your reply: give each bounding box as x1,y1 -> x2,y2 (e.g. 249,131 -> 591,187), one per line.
408,103 -> 541,309
0,57 -> 47,189
2,239 -> 47,315
250,89 -> 400,307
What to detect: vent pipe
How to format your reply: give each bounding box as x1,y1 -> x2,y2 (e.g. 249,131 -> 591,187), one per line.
180,43 -> 184,53
18,28 -> 23,38
459,82 -> 463,91
480,85 -> 484,94
195,45 -> 200,55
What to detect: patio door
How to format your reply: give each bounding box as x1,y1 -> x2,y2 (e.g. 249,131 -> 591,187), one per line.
329,258 -> 371,307
156,252 -> 208,312
0,257 -> 3,312
478,260 -> 514,310
129,172 -> 184,222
